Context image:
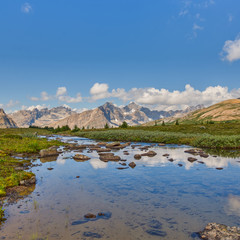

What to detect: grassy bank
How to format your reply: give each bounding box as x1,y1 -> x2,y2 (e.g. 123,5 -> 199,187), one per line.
71,122 -> 240,149
0,128 -> 63,223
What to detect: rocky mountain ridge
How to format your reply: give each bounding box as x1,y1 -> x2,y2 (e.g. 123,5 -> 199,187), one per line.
0,108 -> 17,128
9,106 -> 75,128
50,102 -> 203,129
178,99 -> 240,123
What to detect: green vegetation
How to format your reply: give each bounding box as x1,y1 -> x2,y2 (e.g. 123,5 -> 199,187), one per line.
0,155 -> 35,197
53,125 -> 71,133
71,125 -> 80,132
0,206 -> 5,222
69,122 -> 240,150
120,121 -> 129,128
0,134 -> 61,154
0,128 -> 63,222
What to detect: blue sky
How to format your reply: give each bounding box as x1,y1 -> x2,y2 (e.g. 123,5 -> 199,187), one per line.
0,0 -> 240,112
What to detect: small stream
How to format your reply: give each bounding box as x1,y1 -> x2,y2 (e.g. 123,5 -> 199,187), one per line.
0,135 -> 240,240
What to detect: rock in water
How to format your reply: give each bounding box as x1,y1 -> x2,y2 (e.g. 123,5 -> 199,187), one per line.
199,223 -> 240,240
141,151 -> 157,157
129,162 -> 136,168
188,157 -> 197,163
84,213 -> 96,219
39,148 -> 59,158
134,154 -> 142,160
73,154 -> 91,161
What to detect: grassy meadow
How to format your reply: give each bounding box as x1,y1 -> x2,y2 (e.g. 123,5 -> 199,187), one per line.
70,122 -> 240,150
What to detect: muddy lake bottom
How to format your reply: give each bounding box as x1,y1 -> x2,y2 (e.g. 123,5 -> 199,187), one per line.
0,136 -> 240,240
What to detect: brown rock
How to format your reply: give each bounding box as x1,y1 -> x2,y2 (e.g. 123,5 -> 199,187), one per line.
39,148 -> 59,158
158,143 -> 166,146
84,213 -> 96,219
199,223 -> 240,240
162,154 -> 170,157
134,154 -> 142,160
188,157 -> 197,163
106,142 -> 121,148
73,154 -> 91,161
141,151 -> 157,157
99,153 -> 121,162
129,162 -> 136,168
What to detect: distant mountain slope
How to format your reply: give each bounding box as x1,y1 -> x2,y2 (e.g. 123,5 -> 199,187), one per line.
143,104 -> 204,126
0,109 -> 17,128
9,106 -> 75,128
51,102 -> 203,129
181,99 -> 240,122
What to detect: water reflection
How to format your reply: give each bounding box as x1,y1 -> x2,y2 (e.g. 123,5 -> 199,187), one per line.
1,136 -> 239,240
89,158 -> 108,169
225,195 -> 240,217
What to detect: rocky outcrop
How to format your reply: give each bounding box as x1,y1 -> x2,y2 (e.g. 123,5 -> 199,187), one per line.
0,109 -> 17,128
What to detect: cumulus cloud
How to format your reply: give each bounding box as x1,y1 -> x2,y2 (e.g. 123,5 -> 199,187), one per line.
222,35 -> 240,62
89,83 -> 240,110
0,100 -> 20,109
90,83 -> 110,101
21,2 -> 32,13
31,87 -> 82,103
56,87 -> 82,103
31,91 -> 51,101
56,87 -> 67,97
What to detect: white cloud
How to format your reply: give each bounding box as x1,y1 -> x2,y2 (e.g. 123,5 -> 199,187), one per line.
56,87 -> 67,97
31,91 -> 51,101
21,2 -> 32,13
56,87 -> 82,103
179,10 -> 188,16
222,35 -> 240,62
31,87 -> 82,103
193,23 -> 204,30
228,14 -> 233,23
90,83 -> 110,101
0,100 -> 20,109
88,83 -> 240,109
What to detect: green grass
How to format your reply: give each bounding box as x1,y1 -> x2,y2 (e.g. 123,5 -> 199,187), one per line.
0,127 -> 64,219
0,206 -> 5,222
68,122 -> 240,150
0,131 -> 62,154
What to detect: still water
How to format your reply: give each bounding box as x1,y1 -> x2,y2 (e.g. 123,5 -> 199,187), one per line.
1,136 -> 240,240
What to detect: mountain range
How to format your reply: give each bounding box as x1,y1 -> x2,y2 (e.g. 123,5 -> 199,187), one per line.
9,106 -> 74,128
1,102 -> 204,129
48,102 -> 203,129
